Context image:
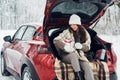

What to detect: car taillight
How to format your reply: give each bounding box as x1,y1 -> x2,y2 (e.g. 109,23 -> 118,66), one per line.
106,51 -> 112,65
36,45 -> 51,54
107,45 -> 117,73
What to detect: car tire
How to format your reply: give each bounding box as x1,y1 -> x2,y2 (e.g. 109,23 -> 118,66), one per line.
21,66 -> 36,80
110,72 -> 117,80
1,53 -> 10,76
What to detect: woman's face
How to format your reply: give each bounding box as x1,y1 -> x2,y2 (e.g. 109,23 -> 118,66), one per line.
70,24 -> 78,31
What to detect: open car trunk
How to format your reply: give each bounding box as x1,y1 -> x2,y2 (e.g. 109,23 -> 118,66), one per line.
44,0 -> 116,33
44,0 -> 117,79
43,0 -> 117,58
43,0 -> 116,48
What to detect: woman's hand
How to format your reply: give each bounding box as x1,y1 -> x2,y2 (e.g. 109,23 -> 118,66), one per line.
75,42 -> 82,49
64,45 -> 74,52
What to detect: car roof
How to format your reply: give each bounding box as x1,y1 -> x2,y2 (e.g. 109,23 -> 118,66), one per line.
21,22 -> 42,29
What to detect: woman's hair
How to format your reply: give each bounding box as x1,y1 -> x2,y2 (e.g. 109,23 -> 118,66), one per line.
78,25 -> 87,43
69,25 -> 87,43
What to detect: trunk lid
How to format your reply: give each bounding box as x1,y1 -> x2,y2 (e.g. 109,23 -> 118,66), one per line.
43,0 -> 116,33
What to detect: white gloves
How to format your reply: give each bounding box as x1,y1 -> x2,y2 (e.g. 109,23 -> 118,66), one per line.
63,40 -> 82,52
63,39 -> 74,52
75,42 -> 82,49
64,45 -> 74,52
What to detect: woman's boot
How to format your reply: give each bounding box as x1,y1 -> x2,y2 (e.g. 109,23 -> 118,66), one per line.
75,71 -> 83,80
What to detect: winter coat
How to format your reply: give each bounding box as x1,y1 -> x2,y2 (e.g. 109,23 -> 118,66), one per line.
53,28 -> 91,61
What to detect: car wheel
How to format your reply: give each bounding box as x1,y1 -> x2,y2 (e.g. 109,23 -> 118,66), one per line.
110,72 -> 117,80
22,67 -> 33,80
1,53 -> 10,76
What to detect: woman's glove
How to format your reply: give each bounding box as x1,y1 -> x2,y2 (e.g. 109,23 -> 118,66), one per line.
63,39 -> 74,53
75,42 -> 82,49
64,45 -> 74,52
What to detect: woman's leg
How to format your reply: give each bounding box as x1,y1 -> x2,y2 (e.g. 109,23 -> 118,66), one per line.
62,52 -> 81,72
62,52 -> 84,80
79,61 -> 94,80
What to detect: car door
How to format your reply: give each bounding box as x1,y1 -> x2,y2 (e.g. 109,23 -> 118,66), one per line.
5,25 -> 36,72
13,25 -> 36,72
5,26 -> 27,71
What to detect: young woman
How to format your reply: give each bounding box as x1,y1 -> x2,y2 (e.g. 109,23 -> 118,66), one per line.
54,14 -> 94,80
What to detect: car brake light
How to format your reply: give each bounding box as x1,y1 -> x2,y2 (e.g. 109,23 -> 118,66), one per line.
36,45 -> 51,54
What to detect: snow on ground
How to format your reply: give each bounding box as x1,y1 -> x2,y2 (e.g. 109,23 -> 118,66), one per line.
0,30 -> 120,80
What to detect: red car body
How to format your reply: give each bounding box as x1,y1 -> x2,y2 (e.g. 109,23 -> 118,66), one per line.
1,0 -> 117,80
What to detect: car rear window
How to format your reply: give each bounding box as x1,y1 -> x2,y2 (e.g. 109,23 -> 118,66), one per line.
51,1 -> 98,17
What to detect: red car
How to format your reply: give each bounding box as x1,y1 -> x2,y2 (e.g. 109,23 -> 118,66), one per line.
1,0 -> 117,80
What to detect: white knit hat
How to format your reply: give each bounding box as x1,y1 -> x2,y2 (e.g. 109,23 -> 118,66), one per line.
69,14 -> 81,25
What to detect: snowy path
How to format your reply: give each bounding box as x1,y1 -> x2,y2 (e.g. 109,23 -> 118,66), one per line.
0,30 -> 120,80
0,60 -> 16,80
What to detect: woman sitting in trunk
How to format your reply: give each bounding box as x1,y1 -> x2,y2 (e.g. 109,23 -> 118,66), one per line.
53,14 -> 94,80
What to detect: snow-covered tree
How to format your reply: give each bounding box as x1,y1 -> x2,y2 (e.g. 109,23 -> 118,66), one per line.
0,0 -> 120,35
